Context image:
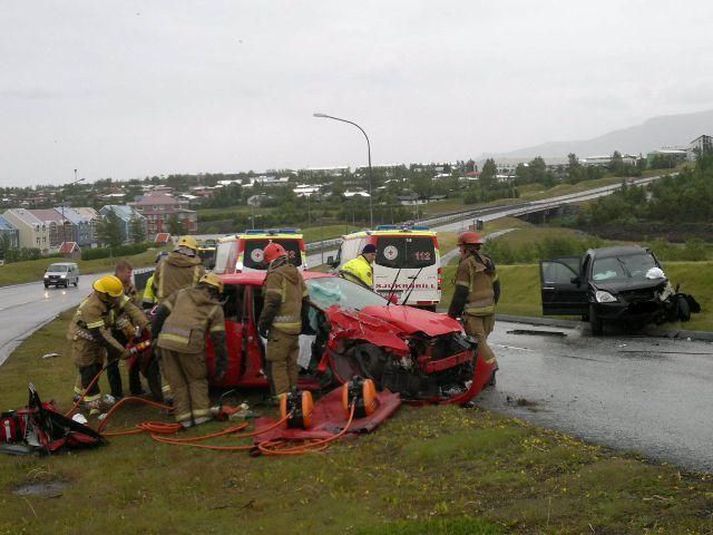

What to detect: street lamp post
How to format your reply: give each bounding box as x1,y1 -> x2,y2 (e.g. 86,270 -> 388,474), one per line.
313,113 -> 373,228
60,174 -> 85,246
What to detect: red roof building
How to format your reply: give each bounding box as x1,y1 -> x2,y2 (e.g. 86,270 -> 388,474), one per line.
130,193 -> 198,236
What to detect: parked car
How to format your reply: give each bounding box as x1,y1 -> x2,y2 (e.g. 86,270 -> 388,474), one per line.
43,262 -> 79,288
205,271 -> 495,403
540,245 -> 699,335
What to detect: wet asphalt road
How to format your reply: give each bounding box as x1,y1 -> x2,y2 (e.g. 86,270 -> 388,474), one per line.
477,320 -> 713,473
0,279 -> 99,366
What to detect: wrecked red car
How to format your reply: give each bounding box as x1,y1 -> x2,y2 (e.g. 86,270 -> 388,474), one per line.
205,271 -> 495,403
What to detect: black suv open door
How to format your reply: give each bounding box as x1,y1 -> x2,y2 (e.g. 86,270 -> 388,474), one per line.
540,256 -> 588,315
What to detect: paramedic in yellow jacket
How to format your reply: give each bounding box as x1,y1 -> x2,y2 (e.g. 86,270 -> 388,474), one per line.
258,242 -> 310,397
339,243 -> 376,289
152,273 -> 228,428
447,231 -> 500,372
68,275 -> 149,412
152,236 -> 205,304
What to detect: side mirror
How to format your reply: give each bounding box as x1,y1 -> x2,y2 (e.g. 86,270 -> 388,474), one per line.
570,276 -> 581,286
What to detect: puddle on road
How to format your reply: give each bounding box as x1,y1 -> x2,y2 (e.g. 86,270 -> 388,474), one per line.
507,329 -> 567,337
13,480 -> 68,498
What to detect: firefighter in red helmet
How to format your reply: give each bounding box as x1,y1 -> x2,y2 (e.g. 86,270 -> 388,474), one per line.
448,231 -> 500,383
257,242 -> 310,399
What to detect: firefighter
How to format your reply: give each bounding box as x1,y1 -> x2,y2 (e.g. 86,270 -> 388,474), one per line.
339,243 -> 376,289
68,275 -> 148,414
152,236 -> 205,304
105,260 -> 147,398
258,242 -> 310,398
142,252 -> 168,310
152,273 -> 228,428
447,231 -> 500,381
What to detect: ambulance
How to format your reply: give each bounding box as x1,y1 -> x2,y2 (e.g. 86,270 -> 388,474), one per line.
213,229 -> 307,274
331,225 -> 442,310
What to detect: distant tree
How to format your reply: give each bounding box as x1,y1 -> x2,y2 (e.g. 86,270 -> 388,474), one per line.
97,210 -> 124,248
529,157 -> 548,183
567,153 -> 582,184
129,216 -> 146,244
167,215 -> 186,236
610,151 -> 625,175
480,159 -> 497,188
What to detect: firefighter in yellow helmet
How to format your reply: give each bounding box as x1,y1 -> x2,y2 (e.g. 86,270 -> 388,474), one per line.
152,273 -> 228,428
68,275 -> 149,413
152,236 -> 205,304
448,231 -> 500,383
339,243 -> 376,289
257,242 -> 310,397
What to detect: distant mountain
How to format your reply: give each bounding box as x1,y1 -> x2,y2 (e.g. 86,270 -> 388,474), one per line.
488,109 -> 713,160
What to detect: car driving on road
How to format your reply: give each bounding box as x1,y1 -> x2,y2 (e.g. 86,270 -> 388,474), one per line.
43,262 -> 79,289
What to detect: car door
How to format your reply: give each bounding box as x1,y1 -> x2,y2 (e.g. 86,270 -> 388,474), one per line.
540,256 -> 588,315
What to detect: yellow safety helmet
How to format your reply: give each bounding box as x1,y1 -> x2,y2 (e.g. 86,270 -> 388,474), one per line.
93,275 -> 124,297
177,235 -> 199,251
199,272 -> 224,294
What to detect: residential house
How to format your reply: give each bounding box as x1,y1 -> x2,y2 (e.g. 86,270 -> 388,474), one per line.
130,192 -> 197,236
30,209 -> 75,247
99,205 -> 147,244
3,208 -> 51,253
0,215 -> 19,249
61,207 -> 99,247
689,135 -> 712,159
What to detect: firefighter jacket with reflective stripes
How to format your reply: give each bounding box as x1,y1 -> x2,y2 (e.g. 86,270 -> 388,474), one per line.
67,292 -> 145,355
156,287 -> 225,354
259,259 -> 309,335
454,252 -> 499,316
339,255 -> 373,289
153,251 -> 205,304
142,274 -> 156,308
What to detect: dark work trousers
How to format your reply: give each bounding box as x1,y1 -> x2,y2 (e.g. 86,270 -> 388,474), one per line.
106,331 -> 143,397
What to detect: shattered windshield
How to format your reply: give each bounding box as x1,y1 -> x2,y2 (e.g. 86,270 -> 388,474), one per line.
306,277 -> 388,311
592,253 -> 658,282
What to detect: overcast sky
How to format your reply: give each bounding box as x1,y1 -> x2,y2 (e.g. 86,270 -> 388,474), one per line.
2,1 -> 713,186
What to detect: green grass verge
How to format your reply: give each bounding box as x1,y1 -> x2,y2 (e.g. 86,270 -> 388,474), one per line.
1,314 -> 713,533
0,248 -> 169,288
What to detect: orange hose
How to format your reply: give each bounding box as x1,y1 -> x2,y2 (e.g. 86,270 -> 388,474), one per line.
256,403 -> 356,456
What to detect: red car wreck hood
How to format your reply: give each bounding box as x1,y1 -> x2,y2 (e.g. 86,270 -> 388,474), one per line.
359,305 -> 462,336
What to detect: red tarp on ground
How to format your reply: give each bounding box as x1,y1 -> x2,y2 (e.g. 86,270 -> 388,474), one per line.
253,387 -> 401,443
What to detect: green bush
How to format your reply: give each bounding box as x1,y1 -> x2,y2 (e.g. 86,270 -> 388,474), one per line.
487,235 -> 606,265
82,242 -> 151,261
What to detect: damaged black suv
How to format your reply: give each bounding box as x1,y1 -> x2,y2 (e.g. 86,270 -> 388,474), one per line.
540,245 -> 699,335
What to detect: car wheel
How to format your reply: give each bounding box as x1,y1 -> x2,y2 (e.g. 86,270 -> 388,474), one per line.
589,305 -> 603,336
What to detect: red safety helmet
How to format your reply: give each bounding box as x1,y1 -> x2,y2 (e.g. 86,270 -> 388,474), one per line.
263,242 -> 287,263
457,231 -> 485,246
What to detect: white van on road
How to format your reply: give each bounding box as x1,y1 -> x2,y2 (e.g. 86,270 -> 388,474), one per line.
43,262 -> 79,288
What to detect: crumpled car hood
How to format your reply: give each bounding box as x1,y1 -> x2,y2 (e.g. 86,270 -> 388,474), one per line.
592,278 -> 667,295
358,305 -> 462,336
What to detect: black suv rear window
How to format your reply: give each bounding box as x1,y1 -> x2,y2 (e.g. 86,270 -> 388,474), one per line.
244,239 -> 303,269
375,236 -> 436,269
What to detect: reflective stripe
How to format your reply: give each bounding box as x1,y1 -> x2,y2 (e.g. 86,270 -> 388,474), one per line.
193,266 -> 201,286
192,408 -> 211,418
157,262 -> 165,299
455,281 -> 470,288
265,288 -> 281,295
176,411 -> 193,423
465,304 -> 496,316
209,324 -> 225,333
83,393 -> 101,403
86,320 -> 105,329
158,333 -> 190,345
274,315 -> 299,323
